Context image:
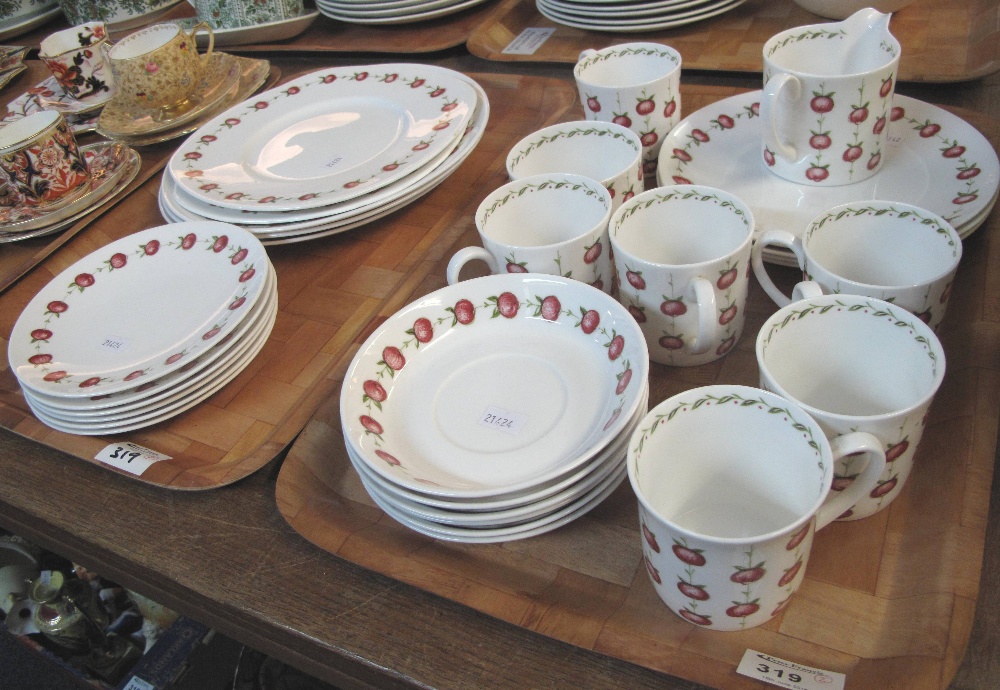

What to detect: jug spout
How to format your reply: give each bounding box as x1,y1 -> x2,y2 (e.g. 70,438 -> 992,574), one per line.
840,7 -> 893,44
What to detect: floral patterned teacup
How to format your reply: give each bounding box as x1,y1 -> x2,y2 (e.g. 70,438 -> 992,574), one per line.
108,22 -> 214,112
627,384 -> 885,631
506,121 -> 643,212
39,22 -> 115,103
574,42 -> 681,173
448,173 -> 614,294
192,0 -> 304,29
756,294 -> 946,520
761,8 -> 901,185
0,110 -> 90,209
752,201 -> 962,331
609,185 -> 753,367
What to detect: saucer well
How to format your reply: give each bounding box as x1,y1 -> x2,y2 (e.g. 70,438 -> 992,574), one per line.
98,52 -> 243,138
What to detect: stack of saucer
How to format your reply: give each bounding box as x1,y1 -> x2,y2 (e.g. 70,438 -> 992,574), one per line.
0,45 -> 27,90
0,142 -> 140,243
157,63 -> 488,245
96,54 -> 271,146
340,273 -> 649,543
7,221 -> 276,435
316,0 -> 492,25
536,0 -> 746,32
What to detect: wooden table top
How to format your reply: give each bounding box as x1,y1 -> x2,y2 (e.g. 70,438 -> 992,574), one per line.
0,51 -> 998,690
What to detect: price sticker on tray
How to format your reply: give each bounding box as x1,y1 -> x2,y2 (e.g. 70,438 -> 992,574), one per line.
95,441 -> 171,476
737,649 -> 846,690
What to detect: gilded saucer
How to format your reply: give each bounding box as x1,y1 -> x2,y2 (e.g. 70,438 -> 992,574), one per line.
96,56 -> 272,147
98,52 -> 242,137
35,75 -> 116,115
0,142 -> 138,234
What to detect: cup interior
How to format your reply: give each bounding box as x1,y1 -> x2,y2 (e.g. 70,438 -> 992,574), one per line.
477,176 -> 610,247
805,206 -> 960,287
766,27 -> 898,75
0,111 -> 61,152
631,387 -> 825,540
507,123 -> 640,187
612,189 -> 751,265
576,44 -> 680,88
758,299 -> 943,417
109,24 -> 180,60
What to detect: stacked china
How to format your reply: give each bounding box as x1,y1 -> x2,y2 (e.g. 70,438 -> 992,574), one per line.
158,64 -> 489,245
339,273 -> 649,543
536,0 -> 747,32
316,0 -> 493,25
7,221 -> 277,435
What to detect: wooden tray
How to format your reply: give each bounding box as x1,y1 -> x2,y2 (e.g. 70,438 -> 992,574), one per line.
10,1 -> 501,55
275,88 -> 1000,689
0,71 -> 578,490
466,0 -> 1000,83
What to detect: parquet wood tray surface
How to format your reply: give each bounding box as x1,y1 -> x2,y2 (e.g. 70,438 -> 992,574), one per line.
466,0 -> 1000,83
0,71 -> 577,490
276,85 -> 1000,689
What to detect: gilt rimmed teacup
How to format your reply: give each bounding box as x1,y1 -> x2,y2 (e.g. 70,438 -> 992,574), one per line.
108,22 -> 215,112
0,111 -> 90,209
628,384 -> 885,631
448,173 -> 613,293
39,22 -> 115,103
752,201 -> 962,331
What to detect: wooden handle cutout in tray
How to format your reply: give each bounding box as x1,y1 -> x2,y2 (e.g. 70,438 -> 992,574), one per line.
276,89 -> 1000,689
0,72 -> 578,490
467,0 -> 1000,83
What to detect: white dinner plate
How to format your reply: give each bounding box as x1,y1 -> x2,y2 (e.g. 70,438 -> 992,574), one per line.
341,273 -> 648,499
9,222 -> 269,398
658,92 -> 1000,265
317,0 -> 490,24
0,5 -> 59,42
169,64 -> 476,211
536,0 -> 745,31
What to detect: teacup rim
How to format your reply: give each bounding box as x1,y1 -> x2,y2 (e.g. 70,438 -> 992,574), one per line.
39,21 -> 107,59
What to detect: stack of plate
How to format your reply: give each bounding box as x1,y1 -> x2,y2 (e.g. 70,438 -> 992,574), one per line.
536,0 -> 746,32
157,63 -> 488,246
7,221 -> 276,435
316,0 -> 492,25
340,273 -> 650,543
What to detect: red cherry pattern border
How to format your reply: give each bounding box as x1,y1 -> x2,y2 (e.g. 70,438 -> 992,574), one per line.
178,68 -> 466,206
23,232 -> 258,391
356,290 -> 636,479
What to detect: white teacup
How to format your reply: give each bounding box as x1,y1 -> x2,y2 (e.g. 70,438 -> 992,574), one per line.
752,201 -> 962,331
448,174 -> 613,293
761,8 -> 901,185
628,384 -> 885,631
756,294 -> 946,520
506,121 -> 643,211
610,185 -> 753,366
574,42 -> 681,173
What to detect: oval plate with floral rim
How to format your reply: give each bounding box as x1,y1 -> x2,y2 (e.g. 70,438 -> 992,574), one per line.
168,63 -> 476,212
657,92 -> 1000,266
340,273 -> 649,499
8,221 -> 269,398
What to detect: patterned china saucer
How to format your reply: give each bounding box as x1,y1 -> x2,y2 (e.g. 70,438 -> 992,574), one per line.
0,142 -> 138,234
96,56 -> 271,147
2,84 -> 100,133
174,10 -> 320,48
98,52 -> 243,137
34,75 -> 116,115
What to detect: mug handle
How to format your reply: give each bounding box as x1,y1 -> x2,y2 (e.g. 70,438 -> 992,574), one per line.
815,431 -> 887,531
446,247 -> 499,285
760,73 -> 801,163
186,21 -> 214,63
685,277 -> 717,355
751,229 -> 806,307
790,281 -> 823,301
577,49 -> 597,62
